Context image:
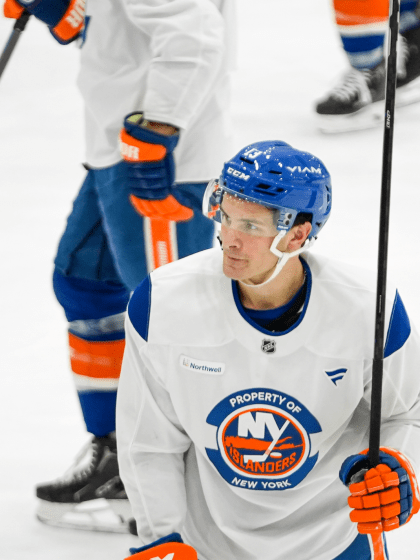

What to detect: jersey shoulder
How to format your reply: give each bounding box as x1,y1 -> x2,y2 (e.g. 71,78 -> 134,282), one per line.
128,248 -> 232,346
305,252 -> 410,359
306,252 -> 379,294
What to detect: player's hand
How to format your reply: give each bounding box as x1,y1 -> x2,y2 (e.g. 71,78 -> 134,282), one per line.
340,447 -> 420,534
119,113 -> 193,222
126,532 -> 197,560
3,0 -> 85,45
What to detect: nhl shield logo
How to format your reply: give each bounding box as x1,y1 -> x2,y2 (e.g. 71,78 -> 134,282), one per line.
261,339 -> 276,354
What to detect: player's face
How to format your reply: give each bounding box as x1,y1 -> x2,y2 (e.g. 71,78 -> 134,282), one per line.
219,195 -> 282,284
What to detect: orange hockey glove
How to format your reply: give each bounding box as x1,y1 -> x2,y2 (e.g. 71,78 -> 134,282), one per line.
340,447 -> 420,534
126,533 -> 197,560
120,113 -> 193,222
3,0 -> 84,45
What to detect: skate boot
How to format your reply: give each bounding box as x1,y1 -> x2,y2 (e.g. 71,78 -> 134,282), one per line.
396,25 -> 420,107
36,435 -> 133,533
315,60 -> 386,133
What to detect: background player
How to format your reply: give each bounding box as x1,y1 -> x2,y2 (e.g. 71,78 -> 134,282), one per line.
117,140 -> 420,560
315,0 -> 420,132
4,0 -> 236,532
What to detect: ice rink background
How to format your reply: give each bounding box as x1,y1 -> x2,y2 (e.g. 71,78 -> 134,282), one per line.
1,1 -> 420,558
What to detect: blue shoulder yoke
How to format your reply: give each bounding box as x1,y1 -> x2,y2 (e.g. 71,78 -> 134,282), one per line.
128,275 -> 152,342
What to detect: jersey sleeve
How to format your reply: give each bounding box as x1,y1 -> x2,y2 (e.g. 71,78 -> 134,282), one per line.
116,277 -> 192,543
364,291 -> 420,474
121,0 -> 225,129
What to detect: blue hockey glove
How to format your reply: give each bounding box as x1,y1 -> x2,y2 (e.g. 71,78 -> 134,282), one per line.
340,447 -> 420,534
119,113 -> 194,222
126,533 -> 197,560
4,0 -> 85,44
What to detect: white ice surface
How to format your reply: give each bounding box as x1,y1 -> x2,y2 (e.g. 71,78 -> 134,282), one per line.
1,1 -> 420,558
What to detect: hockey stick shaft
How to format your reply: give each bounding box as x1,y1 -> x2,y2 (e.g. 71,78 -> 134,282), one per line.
0,11 -> 30,81
368,0 -> 400,469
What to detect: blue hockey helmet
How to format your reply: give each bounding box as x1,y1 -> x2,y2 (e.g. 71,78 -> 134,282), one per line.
203,140 -> 332,238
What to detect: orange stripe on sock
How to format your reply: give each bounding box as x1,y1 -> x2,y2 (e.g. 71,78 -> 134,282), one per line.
151,217 -> 176,268
69,333 -> 125,379
144,217 -> 177,271
333,0 -> 389,26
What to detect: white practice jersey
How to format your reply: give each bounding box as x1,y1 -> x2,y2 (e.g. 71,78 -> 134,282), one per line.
78,0 -> 236,178
117,248 -> 420,560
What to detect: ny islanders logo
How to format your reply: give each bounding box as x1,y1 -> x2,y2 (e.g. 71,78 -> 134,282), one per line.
205,388 -> 321,490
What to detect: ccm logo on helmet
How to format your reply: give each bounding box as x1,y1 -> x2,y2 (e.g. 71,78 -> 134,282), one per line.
227,167 -> 250,181
286,166 -> 322,174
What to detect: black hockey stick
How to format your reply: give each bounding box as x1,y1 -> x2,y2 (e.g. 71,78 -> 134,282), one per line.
0,10 -> 31,81
368,0 -> 400,469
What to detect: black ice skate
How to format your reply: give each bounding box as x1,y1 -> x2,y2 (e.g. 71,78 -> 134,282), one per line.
315,60 -> 386,133
35,435 -> 133,533
396,25 -> 420,107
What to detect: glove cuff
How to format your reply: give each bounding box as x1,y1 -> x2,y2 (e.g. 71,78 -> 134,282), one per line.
50,0 -> 85,44
15,0 -> 68,27
128,542 -> 196,560
129,532 -> 183,556
339,452 -> 370,486
14,0 -> 84,44
120,129 -> 168,163
127,533 -> 198,560
123,113 -> 179,153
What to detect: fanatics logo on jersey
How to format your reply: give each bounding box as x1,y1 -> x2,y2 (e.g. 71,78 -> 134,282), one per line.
205,389 -> 321,491
180,355 -> 225,375
261,339 -> 276,354
325,368 -> 347,385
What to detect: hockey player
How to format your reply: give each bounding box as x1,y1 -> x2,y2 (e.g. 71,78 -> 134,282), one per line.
4,0 -> 236,532
315,0 -> 420,132
117,141 -> 420,560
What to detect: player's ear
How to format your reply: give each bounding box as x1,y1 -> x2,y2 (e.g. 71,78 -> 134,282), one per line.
288,222 -> 312,250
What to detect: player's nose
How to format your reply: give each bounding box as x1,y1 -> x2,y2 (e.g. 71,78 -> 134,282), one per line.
222,225 -> 242,248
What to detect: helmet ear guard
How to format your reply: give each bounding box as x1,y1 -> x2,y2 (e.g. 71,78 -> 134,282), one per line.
277,208 -> 299,231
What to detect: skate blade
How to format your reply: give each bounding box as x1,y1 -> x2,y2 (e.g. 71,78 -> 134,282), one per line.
36,498 -> 132,533
396,76 -> 420,107
316,101 -> 384,133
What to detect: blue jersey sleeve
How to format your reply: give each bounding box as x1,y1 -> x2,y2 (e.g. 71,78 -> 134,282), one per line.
128,275 -> 152,342
384,291 -> 411,359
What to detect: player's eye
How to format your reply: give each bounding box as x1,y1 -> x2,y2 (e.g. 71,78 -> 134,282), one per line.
245,222 -> 258,231
221,210 -> 231,224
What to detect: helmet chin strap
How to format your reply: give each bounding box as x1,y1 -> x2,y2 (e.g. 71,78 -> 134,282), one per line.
238,231 -> 316,289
